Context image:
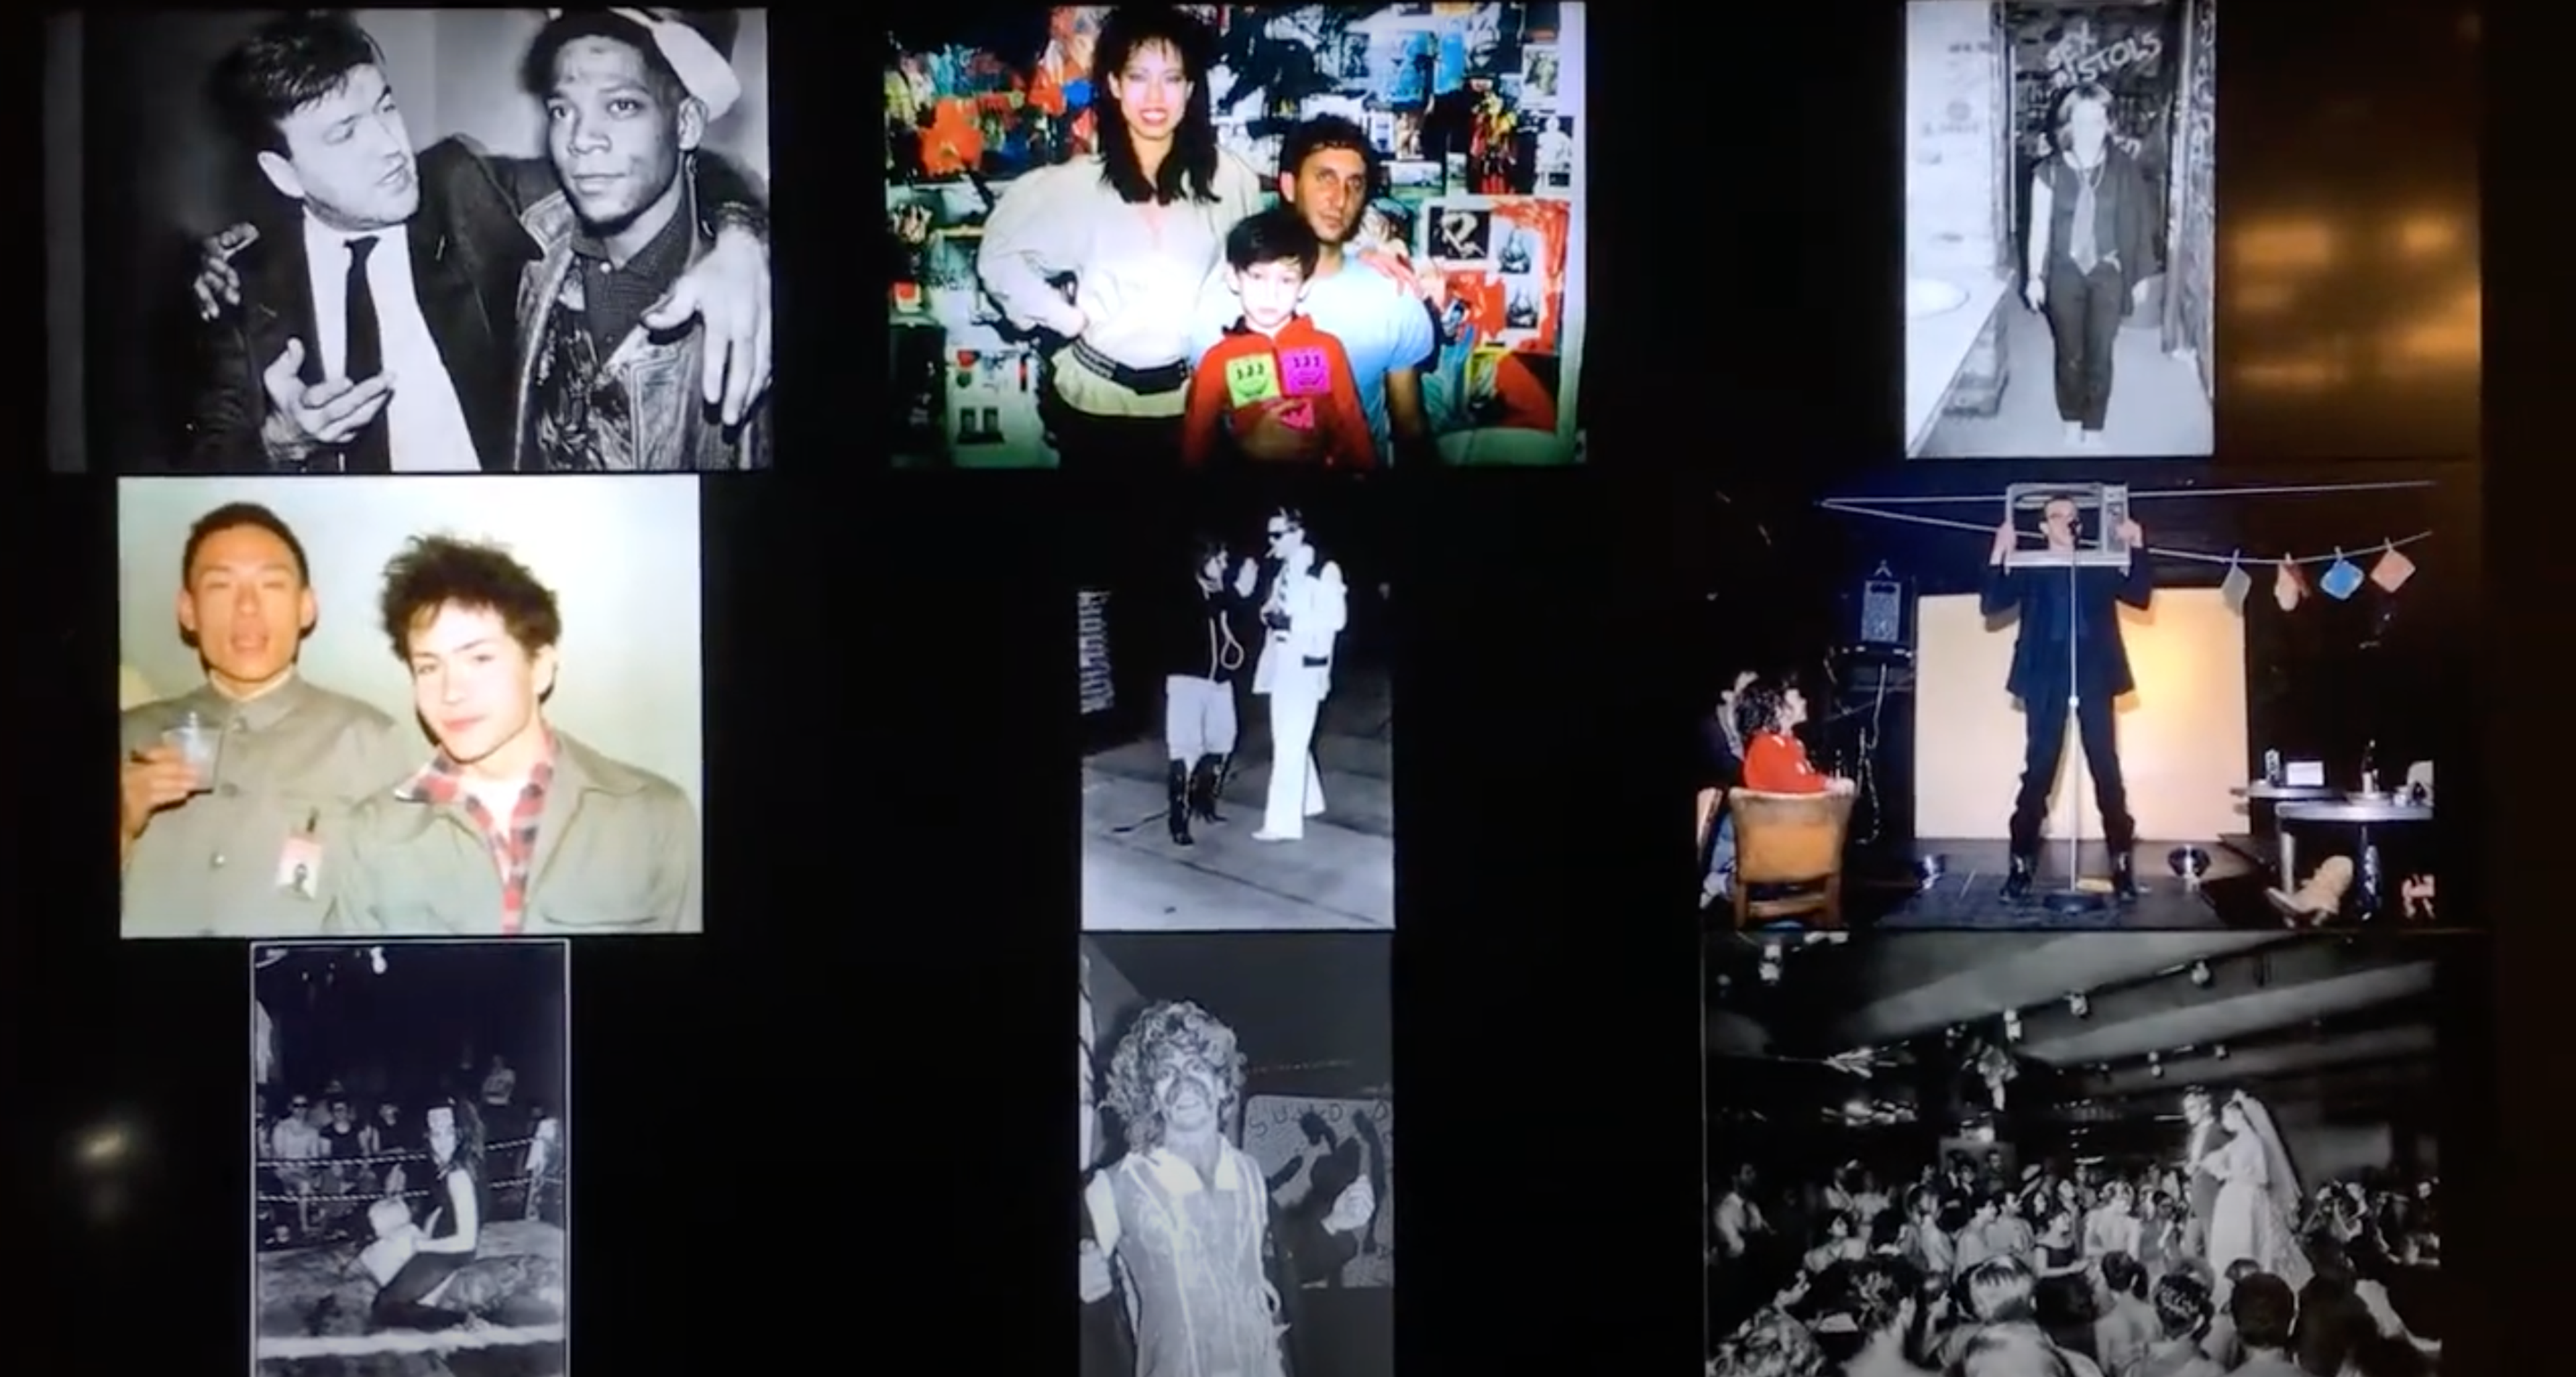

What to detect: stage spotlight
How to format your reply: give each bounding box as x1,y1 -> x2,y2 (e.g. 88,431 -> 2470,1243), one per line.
2067,993 -> 2090,1017
2149,1052 -> 2165,1079
2002,1011 -> 2023,1042
2214,1044 -> 2229,1059
2190,961 -> 2212,987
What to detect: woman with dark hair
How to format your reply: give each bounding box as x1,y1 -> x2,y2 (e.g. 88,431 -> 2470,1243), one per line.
370,1098 -> 485,1333
1733,674 -> 1852,797
2021,82 -> 2160,451
977,5 -> 1268,474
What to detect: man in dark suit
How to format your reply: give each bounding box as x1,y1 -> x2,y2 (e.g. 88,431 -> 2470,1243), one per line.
1263,1111 -> 1381,1377
1981,494 -> 2153,902
181,11 -> 770,474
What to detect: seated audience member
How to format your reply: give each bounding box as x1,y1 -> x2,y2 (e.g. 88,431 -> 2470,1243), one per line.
1950,1323 -> 2079,1377
1701,669 -> 1756,907
1710,1308 -> 1826,1377
2224,1274 -> 2306,1377
2090,1252 -> 2159,1375
1826,1256 -> 1937,1377
1733,674 -> 1850,797
2200,1259 -> 2263,1368
2127,1273 -> 2226,1377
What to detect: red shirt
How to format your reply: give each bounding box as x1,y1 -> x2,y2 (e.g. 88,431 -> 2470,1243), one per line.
1183,315 -> 1378,468
1741,729 -> 1829,795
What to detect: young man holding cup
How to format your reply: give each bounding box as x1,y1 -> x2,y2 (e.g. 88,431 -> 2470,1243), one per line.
119,504 -> 419,938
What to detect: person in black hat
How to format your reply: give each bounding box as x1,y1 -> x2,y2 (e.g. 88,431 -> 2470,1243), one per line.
184,11 -> 774,474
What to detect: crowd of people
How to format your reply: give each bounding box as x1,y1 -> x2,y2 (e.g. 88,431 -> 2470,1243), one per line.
256,1055 -> 566,1249
1708,1146 -> 2442,1377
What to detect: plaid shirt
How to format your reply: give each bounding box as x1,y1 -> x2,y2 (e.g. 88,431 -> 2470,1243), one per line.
396,744 -> 557,935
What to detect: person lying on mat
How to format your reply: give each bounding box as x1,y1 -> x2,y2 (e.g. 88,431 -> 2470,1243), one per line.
1731,674 -> 1855,797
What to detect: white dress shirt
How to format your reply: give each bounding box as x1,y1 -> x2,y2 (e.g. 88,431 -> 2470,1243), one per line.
303,214 -> 482,473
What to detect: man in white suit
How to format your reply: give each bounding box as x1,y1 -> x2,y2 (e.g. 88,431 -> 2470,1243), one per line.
1234,507 -> 1347,842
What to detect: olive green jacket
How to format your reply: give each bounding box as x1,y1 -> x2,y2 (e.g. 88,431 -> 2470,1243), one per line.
121,675 -> 417,939
326,728 -> 702,936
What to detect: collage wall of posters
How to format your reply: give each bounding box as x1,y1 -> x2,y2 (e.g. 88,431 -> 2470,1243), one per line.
885,3 -> 1587,465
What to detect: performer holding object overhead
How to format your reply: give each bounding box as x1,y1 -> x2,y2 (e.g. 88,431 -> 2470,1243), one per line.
1983,494 -> 2152,903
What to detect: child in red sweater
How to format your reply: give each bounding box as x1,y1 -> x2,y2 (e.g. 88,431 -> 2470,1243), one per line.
1182,208 -> 1378,468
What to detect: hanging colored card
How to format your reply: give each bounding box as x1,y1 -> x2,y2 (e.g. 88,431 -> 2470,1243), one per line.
2371,545 -> 2417,592
1225,353 -> 1283,408
2273,558 -> 2305,612
1278,346 -> 1332,398
2219,561 -> 2253,612
2318,553 -> 2365,600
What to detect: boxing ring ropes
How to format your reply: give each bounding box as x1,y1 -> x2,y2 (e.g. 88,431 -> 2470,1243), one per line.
252,1132 -> 564,1366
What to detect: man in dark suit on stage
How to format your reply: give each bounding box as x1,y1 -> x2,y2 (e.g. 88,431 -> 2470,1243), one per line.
1982,494 -> 2153,903
181,11 -> 770,474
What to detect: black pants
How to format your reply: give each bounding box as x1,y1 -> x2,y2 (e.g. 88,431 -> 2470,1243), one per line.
2043,258 -> 2126,431
2011,685 -> 2135,856
372,1250 -> 470,1332
1040,386 -> 1185,478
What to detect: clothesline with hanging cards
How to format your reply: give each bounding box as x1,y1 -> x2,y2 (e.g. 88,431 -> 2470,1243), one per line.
1817,480 -> 2430,615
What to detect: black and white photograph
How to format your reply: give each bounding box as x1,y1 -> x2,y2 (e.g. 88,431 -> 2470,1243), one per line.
1705,930 -> 2473,1377
885,4 -> 1589,469
1904,0 -> 2218,458
1082,932 -> 1393,1377
1690,459 -> 2473,930
1081,485 -> 1393,932
119,477 -> 706,939
48,9 -> 775,475
253,939 -> 570,1377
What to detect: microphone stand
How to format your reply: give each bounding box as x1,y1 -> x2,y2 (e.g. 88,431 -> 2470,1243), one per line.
2039,547 -> 2107,916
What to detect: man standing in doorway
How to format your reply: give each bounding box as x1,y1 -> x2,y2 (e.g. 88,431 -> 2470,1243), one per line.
515,8 -> 773,470
1983,495 -> 2153,903
1235,508 -> 1348,843
1194,116 -> 1440,465
120,504 -> 421,938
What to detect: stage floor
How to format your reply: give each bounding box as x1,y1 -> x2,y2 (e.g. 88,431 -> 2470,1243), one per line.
1081,679 -> 1394,932
1826,838 -> 2294,930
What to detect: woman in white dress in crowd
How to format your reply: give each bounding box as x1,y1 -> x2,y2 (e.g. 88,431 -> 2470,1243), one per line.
2198,1091 -> 2314,1303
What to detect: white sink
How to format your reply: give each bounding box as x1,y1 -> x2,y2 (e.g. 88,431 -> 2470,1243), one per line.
1907,276 -> 1970,320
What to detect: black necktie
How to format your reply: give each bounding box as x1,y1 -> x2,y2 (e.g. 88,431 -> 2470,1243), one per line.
343,235 -> 390,473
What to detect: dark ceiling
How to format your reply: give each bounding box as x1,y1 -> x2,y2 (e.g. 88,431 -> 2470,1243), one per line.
1707,932 -> 2472,1125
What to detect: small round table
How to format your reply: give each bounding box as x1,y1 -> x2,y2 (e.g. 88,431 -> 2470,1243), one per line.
2275,799 -> 2436,921
2232,783 -> 2342,879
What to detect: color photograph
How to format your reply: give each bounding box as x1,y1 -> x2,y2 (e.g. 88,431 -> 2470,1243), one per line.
886,4 -> 1587,469
1690,460 -> 2471,930
119,477 -> 705,938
